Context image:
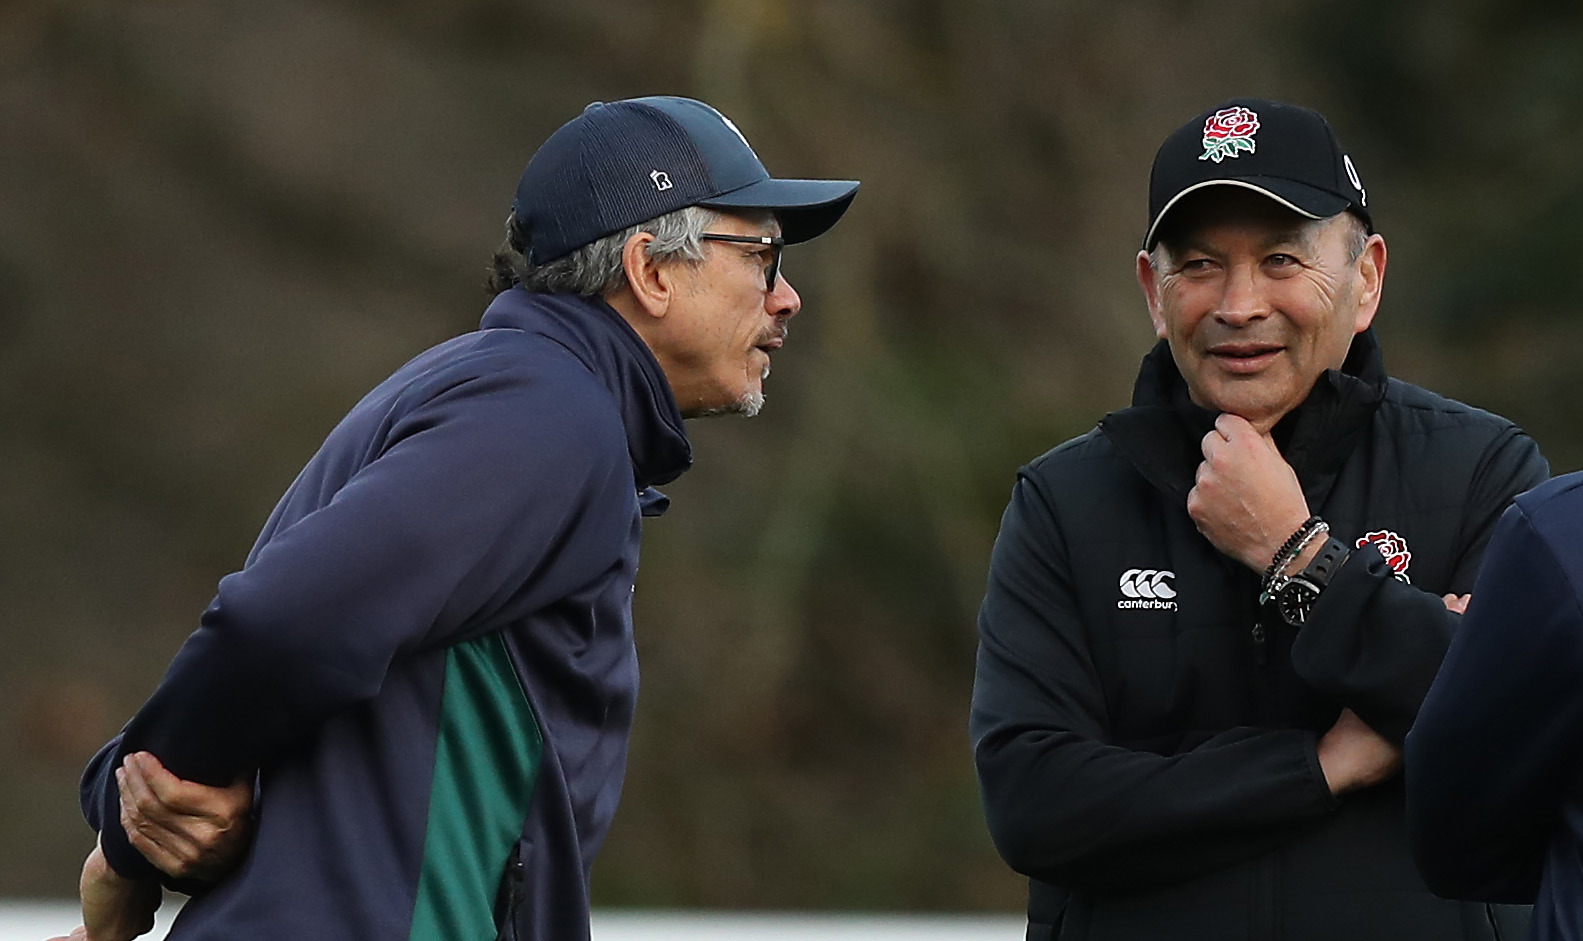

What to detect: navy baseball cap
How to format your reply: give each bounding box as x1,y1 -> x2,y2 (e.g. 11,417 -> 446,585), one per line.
1144,98 -> 1372,250
511,96 -> 860,264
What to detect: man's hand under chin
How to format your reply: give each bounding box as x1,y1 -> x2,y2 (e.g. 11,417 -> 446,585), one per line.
1187,413 -> 1314,572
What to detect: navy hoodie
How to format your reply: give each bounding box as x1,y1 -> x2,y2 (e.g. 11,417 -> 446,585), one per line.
80,287 -> 692,940
1408,472 -> 1583,941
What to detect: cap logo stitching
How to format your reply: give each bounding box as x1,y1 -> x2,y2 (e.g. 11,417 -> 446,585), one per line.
1200,106 -> 1260,164
1343,154 -> 1367,207
650,169 -> 673,192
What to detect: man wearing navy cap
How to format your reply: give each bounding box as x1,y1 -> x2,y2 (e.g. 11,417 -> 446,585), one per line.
58,96 -> 857,941
971,98 -> 1545,939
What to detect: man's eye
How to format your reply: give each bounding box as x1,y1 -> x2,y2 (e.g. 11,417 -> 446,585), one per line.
1179,258 -> 1216,273
1266,253 -> 1298,267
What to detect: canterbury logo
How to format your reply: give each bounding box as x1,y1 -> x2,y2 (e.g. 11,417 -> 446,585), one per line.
1120,568 -> 1176,599
1118,568 -> 1178,611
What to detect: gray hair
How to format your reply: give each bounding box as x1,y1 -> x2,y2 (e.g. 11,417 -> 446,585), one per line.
1340,212 -> 1369,262
488,205 -> 724,297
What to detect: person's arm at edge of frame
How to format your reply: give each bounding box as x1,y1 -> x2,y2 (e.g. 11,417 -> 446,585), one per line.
1290,425 -> 1549,744
1406,483 -> 1583,902
971,470 -> 1344,895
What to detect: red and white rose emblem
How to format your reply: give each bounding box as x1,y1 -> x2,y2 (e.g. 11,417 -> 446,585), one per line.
1200,106 -> 1260,164
1356,530 -> 1411,583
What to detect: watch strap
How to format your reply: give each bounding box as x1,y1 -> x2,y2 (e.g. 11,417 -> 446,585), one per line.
1297,535 -> 1350,591
1272,535 -> 1351,627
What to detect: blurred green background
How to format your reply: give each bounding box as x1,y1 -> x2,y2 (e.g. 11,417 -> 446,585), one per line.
3,0 -> 1582,911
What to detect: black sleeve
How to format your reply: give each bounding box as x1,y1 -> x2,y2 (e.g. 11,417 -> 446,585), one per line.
1406,498 -> 1583,902
971,475 -> 1338,894
1291,428 -> 1548,743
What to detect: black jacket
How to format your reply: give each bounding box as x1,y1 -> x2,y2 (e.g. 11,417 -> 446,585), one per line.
972,331 -> 1548,941
1407,471 -> 1583,941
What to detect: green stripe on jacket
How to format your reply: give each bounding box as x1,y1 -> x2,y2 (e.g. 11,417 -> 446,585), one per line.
409,632 -> 543,941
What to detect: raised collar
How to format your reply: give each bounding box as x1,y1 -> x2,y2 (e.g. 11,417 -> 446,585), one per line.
479,288 -> 693,495
1098,329 -> 1389,508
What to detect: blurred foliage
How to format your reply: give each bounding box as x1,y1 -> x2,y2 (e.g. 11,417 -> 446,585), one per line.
1,0 -> 1579,912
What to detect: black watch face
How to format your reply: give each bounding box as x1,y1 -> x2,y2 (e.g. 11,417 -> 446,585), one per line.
1278,581 -> 1321,626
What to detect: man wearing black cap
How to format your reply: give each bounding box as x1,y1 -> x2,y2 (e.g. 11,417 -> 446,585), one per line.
971,98 -> 1545,940
57,96 -> 857,941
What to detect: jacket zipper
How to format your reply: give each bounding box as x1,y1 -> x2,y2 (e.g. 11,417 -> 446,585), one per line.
1254,853 -> 1278,940
494,843 -> 525,941
1251,604 -> 1279,938
1485,903 -> 1504,941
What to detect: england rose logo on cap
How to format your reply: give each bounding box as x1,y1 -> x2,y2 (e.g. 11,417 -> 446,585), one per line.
1199,106 -> 1260,163
1356,530 -> 1412,583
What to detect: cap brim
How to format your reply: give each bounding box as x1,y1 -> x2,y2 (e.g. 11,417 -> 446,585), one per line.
701,177 -> 860,244
1144,178 -> 1353,250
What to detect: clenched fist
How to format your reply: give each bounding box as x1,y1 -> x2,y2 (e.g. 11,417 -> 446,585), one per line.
1188,413 -> 1313,571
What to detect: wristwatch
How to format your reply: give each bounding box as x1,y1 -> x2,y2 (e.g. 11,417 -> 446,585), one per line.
1271,536 -> 1350,626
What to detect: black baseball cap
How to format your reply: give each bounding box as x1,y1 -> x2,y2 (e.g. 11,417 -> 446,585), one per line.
511,96 -> 860,264
1143,97 -> 1372,250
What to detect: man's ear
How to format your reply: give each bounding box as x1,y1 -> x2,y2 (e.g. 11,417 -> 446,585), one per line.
1137,250 -> 1167,339
620,232 -> 671,319
1352,234 -> 1387,334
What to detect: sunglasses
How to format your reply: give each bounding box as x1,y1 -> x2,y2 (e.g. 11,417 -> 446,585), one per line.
700,233 -> 785,292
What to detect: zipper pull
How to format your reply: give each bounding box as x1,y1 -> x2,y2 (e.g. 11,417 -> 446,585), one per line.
1251,622 -> 1268,666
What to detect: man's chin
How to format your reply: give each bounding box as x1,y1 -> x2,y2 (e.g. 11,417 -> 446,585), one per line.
693,388 -> 765,420
1203,398 -> 1289,434
1190,378 -> 1306,430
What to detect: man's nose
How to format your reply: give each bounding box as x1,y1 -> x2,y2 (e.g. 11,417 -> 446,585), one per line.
1214,265 -> 1269,325
769,273 -> 801,319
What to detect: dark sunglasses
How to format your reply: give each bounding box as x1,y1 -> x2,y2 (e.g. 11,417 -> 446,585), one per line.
700,233 -> 785,292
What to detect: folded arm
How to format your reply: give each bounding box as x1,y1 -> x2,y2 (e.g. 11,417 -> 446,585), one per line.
82,373 -> 631,881
1291,427 -> 1548,743
972,476 -> 1340,894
